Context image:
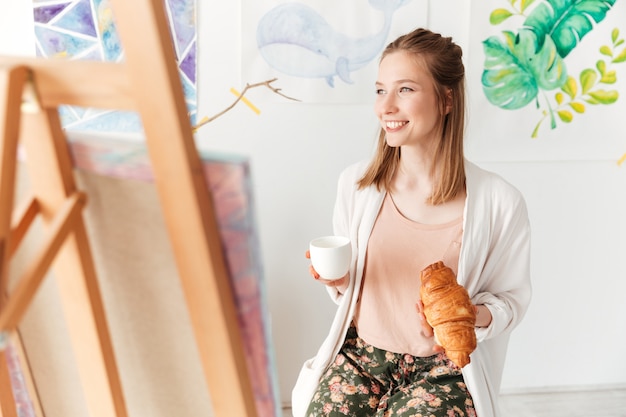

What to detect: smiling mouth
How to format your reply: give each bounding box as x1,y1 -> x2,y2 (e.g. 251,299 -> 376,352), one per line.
386,121 -> 408,129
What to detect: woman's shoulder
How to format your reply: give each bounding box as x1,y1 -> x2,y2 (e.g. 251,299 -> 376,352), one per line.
336,160 -> 383,203
339,159 -> 370,182
465,160 -> 526,203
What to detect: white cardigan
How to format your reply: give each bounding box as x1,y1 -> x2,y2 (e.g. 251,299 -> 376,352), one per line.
291,160 -> 532,417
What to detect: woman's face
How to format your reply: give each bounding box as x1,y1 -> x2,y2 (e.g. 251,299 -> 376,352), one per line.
374,51 -> 444,149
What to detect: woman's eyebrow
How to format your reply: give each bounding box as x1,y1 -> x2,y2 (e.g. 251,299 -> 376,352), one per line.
376,79 -> 418,86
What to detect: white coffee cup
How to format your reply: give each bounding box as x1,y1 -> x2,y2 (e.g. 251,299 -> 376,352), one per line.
309,236 -> 351,280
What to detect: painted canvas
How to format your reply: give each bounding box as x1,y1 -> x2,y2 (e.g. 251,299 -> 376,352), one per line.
5,341 -> 37,417
7,133 -> 281,417
31,0 -> 197,133
67,133 -> 282,417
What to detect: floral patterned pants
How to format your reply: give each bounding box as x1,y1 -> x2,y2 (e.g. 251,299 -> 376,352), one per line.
306,324 -> 476,417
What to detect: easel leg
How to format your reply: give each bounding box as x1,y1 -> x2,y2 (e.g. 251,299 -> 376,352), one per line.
9,331 -> 44,417
0,65 -> 28,304
109,1 -> 259,415
0,333 -> 44,417
0,64 -> 29,417
0,350 -> 18,417
19,107 -> 127,417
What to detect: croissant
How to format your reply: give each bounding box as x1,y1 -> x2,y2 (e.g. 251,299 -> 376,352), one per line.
419,261 -> 476,368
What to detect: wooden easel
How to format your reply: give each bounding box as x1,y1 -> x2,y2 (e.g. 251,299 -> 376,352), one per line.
0,1 -> 259,416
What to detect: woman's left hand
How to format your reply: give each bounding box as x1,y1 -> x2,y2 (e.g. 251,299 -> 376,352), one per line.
415,301 -> 444,353
415,300 -> 433,337
305,250 -> 349,291
474,304 -> 492,328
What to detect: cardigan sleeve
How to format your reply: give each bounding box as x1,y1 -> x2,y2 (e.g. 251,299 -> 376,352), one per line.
471,180 -> 532,342
324,164 -> 359,304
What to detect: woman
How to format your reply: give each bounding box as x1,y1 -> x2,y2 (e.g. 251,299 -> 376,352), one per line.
292,28 -> 531,417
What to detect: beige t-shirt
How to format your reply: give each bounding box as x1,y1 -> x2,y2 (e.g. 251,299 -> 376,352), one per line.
354,192 -> 463,356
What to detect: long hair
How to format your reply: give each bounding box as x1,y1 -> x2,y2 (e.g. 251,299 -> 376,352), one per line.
357,28 -> 466,205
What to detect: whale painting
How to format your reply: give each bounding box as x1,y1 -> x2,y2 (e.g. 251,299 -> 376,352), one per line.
256,0 -> 412,88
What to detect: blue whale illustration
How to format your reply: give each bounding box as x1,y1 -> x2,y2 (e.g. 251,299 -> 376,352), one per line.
256,0 -> 411,87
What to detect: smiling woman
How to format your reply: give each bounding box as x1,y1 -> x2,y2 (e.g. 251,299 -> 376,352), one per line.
292,27 -> 531,417
374,51 -> 445,152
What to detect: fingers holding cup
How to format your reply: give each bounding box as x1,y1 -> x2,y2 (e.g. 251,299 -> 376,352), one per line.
309,236 -> 351,281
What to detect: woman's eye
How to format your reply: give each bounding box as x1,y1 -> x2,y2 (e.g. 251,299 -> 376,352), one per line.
399,87 -> 413,93
375,89 -> 386,95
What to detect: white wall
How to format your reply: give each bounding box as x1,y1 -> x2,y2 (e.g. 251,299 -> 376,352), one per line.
197,0 -> 626,403
2,0 -> 625,411
0,0 -> 35,56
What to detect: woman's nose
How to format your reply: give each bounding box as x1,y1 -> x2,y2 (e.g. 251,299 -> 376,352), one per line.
376,94 -> 397,114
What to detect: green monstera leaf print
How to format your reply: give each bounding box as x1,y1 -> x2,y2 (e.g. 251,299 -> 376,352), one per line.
482,0 -> 622,139
524,0 -> 617,58
483,29 -> 567,109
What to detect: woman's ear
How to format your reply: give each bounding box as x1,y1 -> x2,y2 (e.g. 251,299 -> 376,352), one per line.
444,89 -> 453,114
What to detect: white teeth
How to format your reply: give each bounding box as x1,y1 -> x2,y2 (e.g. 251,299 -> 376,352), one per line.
386,121 -> 407,129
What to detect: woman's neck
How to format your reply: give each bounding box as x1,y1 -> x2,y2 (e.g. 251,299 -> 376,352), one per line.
394,145 -> 435,191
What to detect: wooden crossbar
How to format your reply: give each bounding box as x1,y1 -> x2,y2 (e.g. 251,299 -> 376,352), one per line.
0,192 -> 86,332
0,58 -> 134,111
7,196 -> 38,257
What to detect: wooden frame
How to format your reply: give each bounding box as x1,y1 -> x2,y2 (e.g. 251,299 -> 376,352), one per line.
0,0 -> 258,416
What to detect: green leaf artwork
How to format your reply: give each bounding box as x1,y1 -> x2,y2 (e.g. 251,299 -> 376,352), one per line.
524,0 -> 616,57
482,0 -> 625,139
483,29 -> 567,109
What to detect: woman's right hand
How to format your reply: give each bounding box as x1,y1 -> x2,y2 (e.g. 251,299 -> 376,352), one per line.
305,250 -> 349,289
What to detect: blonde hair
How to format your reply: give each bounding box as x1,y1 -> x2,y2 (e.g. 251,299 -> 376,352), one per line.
357,28 -> 466,205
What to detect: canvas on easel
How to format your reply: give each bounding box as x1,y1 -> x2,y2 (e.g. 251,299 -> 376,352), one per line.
0,1 -> 276,416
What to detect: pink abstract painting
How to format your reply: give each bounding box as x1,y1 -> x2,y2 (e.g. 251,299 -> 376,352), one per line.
7,134 -> 281,417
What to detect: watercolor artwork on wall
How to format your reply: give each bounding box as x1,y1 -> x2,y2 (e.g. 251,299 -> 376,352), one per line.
32,0 -> 197,134
243,0 -> 429,103
482,0 -> 623,139
256,0 -> 412,88
466,0 -> 626,163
